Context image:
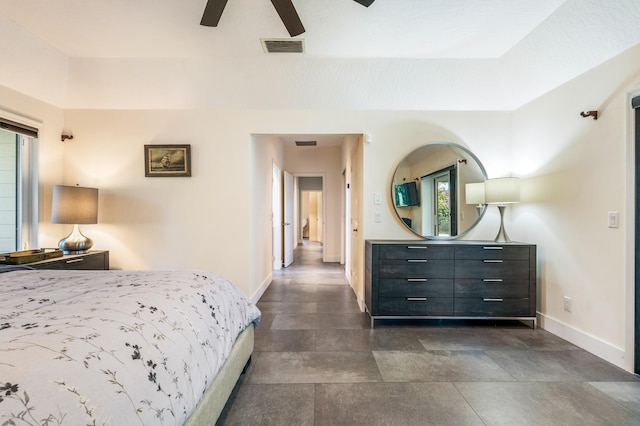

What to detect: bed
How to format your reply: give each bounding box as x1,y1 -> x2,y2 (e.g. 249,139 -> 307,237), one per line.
0,268 -> 261,425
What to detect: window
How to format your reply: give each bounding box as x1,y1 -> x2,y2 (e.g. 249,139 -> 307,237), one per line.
420,165 -> 458,237
0,117 -> 38,252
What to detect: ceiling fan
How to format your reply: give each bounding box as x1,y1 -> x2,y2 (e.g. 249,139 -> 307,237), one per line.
200,0 -> 375,37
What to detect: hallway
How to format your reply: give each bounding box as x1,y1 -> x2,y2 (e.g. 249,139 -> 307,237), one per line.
218,242 -> 640,425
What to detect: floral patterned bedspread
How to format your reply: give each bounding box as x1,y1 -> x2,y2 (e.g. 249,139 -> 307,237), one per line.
0,269 -> 261,425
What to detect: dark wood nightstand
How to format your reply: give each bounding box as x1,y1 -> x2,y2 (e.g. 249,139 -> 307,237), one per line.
27,250 -> 109,270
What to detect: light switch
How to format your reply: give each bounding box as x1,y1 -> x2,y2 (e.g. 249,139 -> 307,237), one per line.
374,192 -> 382,205
608,211 -> 619,228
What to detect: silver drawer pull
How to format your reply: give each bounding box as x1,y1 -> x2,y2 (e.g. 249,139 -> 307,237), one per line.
483,279 -> 503,282
407,297 -> 427,301
407,278 -> 427,282
483,246 -> 503,250
65,258 -> 84,264
483,260 -> 503,263
407,246 -> 428,249
483,298 -> 504,302
407,259 -> 427,263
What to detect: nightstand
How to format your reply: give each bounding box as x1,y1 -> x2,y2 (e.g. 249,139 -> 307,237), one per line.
27,250 -> 109,270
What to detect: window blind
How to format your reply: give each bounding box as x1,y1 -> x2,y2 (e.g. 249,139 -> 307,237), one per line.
0,118 -> 38,138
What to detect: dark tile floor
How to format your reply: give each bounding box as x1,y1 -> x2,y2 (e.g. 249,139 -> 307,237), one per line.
218,241 -> 640,425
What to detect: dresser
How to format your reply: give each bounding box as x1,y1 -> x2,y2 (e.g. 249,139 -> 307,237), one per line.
365,240 -> 536,328
26,250 -> 109,270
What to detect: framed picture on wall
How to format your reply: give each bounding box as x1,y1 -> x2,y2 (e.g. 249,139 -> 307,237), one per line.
144,144 -> 191,177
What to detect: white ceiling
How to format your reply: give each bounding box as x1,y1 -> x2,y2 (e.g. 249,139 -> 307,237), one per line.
1,0 -> 639,111
0,0 -> 567,59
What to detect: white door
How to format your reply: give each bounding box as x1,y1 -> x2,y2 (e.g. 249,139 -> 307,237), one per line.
349,140 -> 363,305
283,171 -> 294,267
272,164 -> 282,270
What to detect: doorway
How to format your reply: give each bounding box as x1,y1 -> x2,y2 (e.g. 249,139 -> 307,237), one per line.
301,190 -> 323,244
297,176 -> 325,256
260,133 -> 363,303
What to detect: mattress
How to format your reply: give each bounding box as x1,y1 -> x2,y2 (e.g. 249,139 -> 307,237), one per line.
0,269 -> 260,425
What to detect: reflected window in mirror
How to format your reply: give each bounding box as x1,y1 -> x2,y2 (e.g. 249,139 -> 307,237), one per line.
391,142 -> 487,240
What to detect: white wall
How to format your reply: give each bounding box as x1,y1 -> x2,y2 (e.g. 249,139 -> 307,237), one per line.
251,135 -> 284,301
361,112 -> 512,242
60,109 -> 254,295
512,43 -> 640,371
0,15 -> 69,107
53,109 -> 510,301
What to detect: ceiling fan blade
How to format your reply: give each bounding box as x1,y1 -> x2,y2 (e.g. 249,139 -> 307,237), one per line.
353,0 -> 375,6
200,0 -> 228,27
271,0 -> 305,37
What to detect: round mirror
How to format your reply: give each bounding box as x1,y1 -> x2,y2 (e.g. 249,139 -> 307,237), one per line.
391,142 -> 487,239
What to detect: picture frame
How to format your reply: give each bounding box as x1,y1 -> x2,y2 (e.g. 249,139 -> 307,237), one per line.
144,144 -> 191,177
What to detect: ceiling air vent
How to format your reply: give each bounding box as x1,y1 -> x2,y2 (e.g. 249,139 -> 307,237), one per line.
261,38 -> 305,54
295,140 -> 317,147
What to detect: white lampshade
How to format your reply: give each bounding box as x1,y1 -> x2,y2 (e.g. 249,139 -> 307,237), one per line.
465,182 -> 485,205
51,185 -> 98,224
485,177 -> 520,204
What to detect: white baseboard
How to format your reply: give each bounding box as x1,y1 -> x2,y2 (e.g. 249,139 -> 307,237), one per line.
250,273 -> 272,304
539,313 -> 628,372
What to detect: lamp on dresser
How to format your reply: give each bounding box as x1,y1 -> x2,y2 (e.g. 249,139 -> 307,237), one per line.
51,185 -> 99,254
484,177 -> 520,243
465,182 -> 486,217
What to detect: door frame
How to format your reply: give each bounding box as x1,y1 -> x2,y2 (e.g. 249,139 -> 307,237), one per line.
283,170 -> 295,267
272,163 -> 282,270
630,89 -> 640,374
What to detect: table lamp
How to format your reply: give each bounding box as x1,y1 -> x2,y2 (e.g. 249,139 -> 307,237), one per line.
465,182 -> 486,217
484,177 -> 520,242
51,185 -> 98,254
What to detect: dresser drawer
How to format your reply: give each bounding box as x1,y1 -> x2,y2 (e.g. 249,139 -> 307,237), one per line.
455,259 -> 529,280
379,297 -> 453,316
379,245 -> 454,260
365,240 -> 536,327
454,245 -> 530,260
454,279 -> 529,298
454,298 -> 531,316
379,278 -> 453,298
378,260 -> 454,278
29,251 -> 109,270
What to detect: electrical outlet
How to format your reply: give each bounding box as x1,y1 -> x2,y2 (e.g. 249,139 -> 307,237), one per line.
375,212 -> 382,223
563,296 -> 572,313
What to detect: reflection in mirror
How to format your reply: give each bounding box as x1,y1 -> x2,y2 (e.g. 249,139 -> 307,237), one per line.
392,142 -> 487,239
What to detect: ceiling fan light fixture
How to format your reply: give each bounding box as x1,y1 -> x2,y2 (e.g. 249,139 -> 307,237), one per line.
271,0 -> 306,37
353,0 -> 375,7
200,0 -> 228,27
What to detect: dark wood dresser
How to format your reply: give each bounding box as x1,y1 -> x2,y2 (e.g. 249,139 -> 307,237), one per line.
365,240 -> 536,328
27,250 -> 109,270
